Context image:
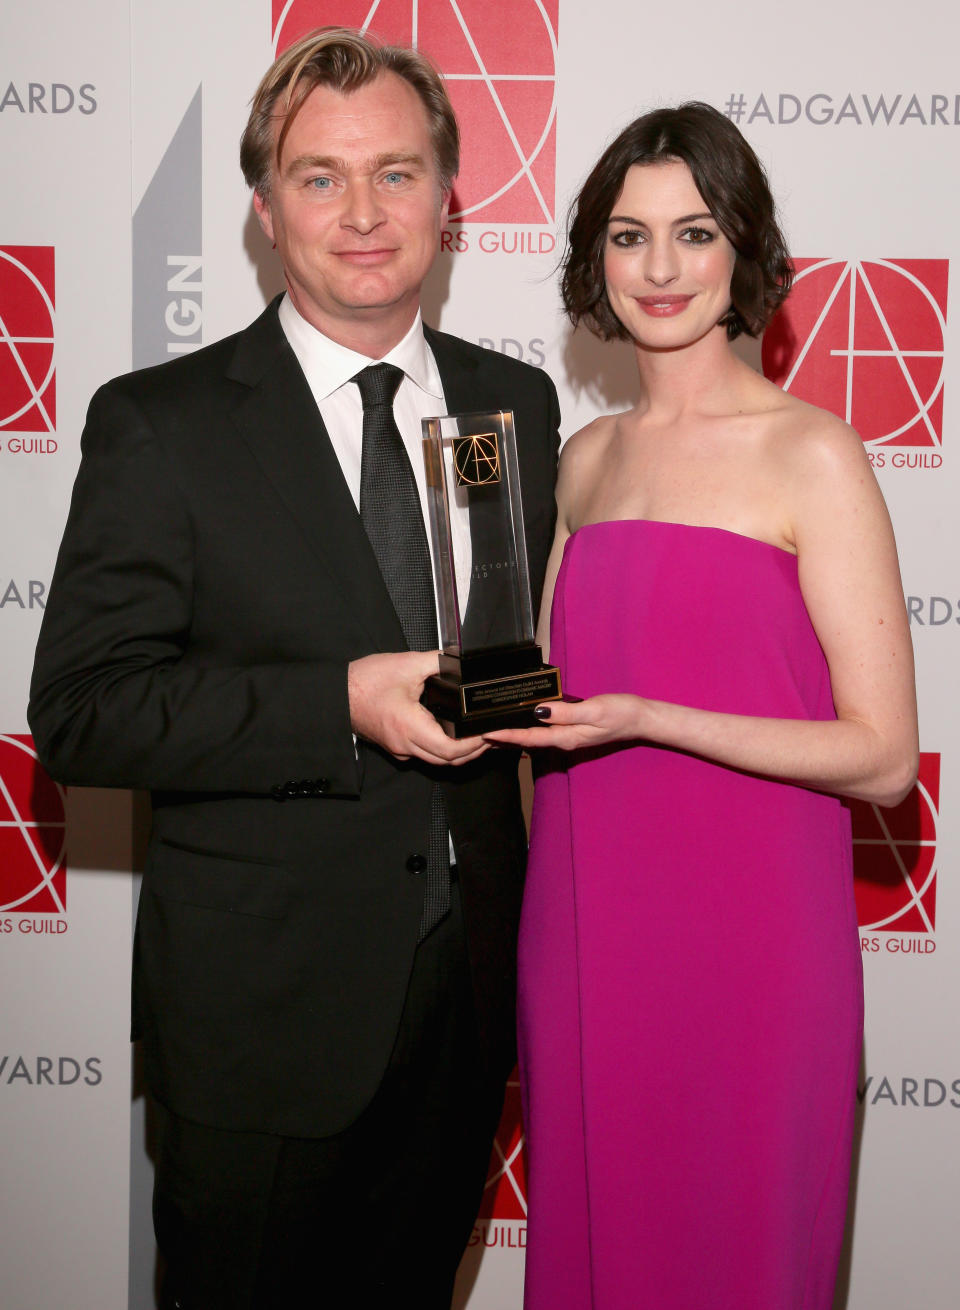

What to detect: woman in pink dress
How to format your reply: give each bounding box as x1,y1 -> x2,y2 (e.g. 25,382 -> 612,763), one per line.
487,104 -> 918,1310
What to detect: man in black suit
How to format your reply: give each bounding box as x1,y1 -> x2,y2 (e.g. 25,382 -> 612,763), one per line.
28,27 -> 559,1310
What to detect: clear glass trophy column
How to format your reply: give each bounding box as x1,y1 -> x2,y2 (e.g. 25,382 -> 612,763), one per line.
421,410 -> 561,737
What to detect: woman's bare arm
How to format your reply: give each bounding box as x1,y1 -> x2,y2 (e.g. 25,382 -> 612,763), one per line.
489,418 -> 918,807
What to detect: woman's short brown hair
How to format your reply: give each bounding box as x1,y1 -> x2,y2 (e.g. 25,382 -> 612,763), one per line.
561,102 -> 792,342
240,26 -> 459,198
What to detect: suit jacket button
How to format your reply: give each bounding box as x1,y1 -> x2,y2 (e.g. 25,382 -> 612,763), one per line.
270,784 -> 286,802
406,853 -> 427,874
315,778 -> 330,794
284,781 -> 300,798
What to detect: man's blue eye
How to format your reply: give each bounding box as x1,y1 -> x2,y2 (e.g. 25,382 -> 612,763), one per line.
311,177 -> 332,189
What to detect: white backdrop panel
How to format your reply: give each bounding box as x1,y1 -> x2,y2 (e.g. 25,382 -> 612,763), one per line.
1,1 -> 956,1307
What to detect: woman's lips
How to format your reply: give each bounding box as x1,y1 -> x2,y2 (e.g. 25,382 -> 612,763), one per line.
635,294 -> 694,316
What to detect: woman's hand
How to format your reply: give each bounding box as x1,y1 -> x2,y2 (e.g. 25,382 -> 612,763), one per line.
484,694 -> 644,752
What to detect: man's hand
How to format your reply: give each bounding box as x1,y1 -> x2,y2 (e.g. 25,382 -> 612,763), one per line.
348,652 -> 488,765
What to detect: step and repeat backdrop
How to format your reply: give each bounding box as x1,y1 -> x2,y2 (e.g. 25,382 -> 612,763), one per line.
2,2 -> 957,1307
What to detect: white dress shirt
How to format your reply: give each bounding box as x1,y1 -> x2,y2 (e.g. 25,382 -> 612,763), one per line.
277,294 -> 471,632
278,294 -> 442,520
278,296 -> 466,859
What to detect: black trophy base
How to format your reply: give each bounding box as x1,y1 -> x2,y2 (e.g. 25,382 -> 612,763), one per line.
422,644 -> 562,738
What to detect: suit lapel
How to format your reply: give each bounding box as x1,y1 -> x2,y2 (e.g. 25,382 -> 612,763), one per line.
226,300 -> 405,652
424,324 -> 480,414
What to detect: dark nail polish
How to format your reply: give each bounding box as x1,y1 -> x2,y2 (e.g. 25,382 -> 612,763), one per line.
533,705 -> 551,719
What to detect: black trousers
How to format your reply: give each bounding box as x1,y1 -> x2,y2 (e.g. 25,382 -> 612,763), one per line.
154,884 -> 506,1310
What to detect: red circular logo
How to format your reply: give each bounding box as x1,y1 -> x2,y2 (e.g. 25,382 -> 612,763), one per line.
273,1 -> 559,223
0,734 -> 67,914
762,259 -> 947,448
851,752 -> 938,933
0,247 -> 56,433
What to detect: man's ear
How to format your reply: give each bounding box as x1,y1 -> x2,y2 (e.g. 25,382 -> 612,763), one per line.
253,189 -> 275,244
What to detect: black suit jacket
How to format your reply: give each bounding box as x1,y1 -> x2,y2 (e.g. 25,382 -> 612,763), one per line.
28,299 -> 560,1137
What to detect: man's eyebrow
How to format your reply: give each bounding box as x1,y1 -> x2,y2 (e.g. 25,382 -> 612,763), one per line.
284,151 -> 428,175
369,152 -> 428,171
284,153 -> 345,175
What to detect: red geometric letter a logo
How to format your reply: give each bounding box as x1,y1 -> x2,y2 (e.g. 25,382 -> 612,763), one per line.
476,1074 -> 527,1219
0,246 -> 56,433
762,259 -> 947,449
0,735 -> 67,913
850,752 -> 938,933
272,1 -> 559,223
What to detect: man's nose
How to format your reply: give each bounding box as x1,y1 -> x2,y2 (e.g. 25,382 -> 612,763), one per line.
340,180 -> 385,233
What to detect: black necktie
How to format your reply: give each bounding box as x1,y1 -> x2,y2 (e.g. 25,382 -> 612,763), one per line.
354,363 -> 450,937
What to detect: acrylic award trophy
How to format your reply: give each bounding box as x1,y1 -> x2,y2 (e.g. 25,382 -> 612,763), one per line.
420,410 -> 561,737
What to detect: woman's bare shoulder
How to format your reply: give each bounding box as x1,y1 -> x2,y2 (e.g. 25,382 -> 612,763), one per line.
758,396 -> 883,553
770,392 -> 870,474
554,413 -> 622,524
563,411 -> 620,448
734,371 -> 867,469
558,412 -> 620,471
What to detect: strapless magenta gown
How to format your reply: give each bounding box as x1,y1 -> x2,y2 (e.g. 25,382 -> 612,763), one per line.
519,520 -> 862,1310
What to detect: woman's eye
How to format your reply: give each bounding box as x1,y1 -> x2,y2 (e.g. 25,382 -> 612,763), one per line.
612,229 -> 643,247
681,226 -> 715,245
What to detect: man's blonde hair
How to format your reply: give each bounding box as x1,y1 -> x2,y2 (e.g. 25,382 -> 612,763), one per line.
240,26 -> 460,197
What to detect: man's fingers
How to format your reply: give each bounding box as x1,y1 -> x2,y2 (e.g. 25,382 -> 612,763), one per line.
440,746 -> 489,765
403,740 -> 488,766
483,726 -> 557,748
409,716 -> 488,764
408,649 -> 443,681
